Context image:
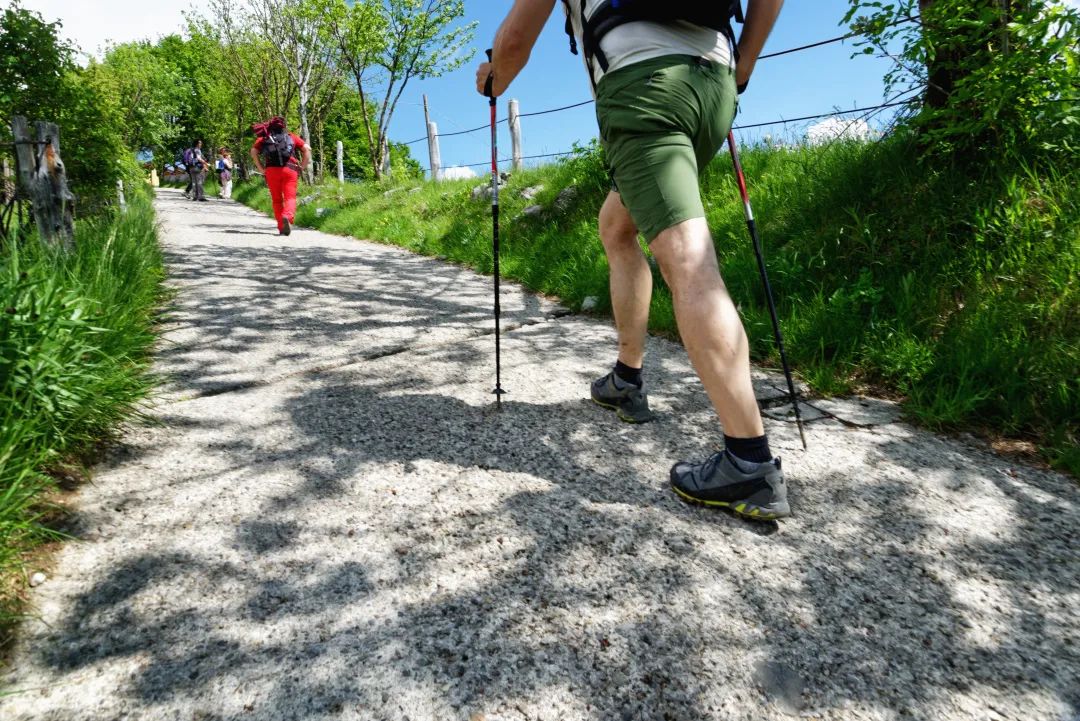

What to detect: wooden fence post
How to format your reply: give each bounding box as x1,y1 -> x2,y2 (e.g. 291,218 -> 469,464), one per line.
427,122 -> 441,182
336,140 -> 344,184
1,157 -> 12,204
423,94 -> 442,182
508,99 -> 523,172
11,116 -> 74,250
11,117 -> 34,194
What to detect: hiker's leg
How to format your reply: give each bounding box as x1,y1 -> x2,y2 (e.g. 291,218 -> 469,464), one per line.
265,168 -> 285,231
597,58 -> 755,429
281,168 -> 299,223
194,170 -> 206,200
650,218 -> 763,438
599,191 -> 650,368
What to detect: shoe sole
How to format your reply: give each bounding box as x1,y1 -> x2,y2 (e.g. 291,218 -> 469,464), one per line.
670,483 -> 791,521
591,395 -> 653,424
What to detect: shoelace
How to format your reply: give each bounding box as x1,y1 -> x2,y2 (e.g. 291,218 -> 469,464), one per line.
696,451 -> 726,480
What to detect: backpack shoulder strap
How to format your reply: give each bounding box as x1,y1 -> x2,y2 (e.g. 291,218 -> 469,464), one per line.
728,0 -> 743,62
562,0 -> 578,55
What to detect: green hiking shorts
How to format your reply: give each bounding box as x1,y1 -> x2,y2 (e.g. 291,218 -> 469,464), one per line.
595,55 -> 738,242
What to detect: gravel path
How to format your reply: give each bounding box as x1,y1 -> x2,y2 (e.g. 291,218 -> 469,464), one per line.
2,188 -> 1077,721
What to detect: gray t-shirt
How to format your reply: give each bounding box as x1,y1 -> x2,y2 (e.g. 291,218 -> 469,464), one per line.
565,0 -> 736,91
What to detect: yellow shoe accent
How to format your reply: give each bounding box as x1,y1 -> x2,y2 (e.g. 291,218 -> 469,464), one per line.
736,503 -> 747,514
591,397 -> 618,411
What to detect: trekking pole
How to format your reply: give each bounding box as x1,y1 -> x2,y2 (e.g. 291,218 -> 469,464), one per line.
484,50 -> 507,408
727,130 -> 807,450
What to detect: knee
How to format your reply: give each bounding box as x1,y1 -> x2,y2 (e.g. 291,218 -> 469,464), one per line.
652,220 -> 723,291
599,201 -> 639,254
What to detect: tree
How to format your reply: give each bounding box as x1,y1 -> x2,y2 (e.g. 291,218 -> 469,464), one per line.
0,1 -> 74,121
249,0 -> 341,183
98,42 -> 188,157
190,2 -> 297,129
322,86 -> 378,179
154,33 -> 240,161
845,0 -> 1080,158
0,3 -> 129,214
332,0 -> 476,180
191,0 -> 341,183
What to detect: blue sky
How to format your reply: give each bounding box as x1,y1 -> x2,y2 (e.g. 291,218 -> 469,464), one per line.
390,0 -> 909,174
28,0 -> 910,172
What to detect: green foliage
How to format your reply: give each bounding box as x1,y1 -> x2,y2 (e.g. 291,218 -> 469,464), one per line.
0,195 -> 164,639
49,65 -> 133,213
0,1 -> 74,120
321,88 -> 382,180
330,0 -> 476,179
97,43 -> 188,156
234,135 -> 1079,474
378,0 -> 476,79
845,0 -> 1080,158
0,3 -> 133,214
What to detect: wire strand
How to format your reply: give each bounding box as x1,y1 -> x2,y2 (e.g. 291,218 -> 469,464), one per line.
517,99 -> 596,118
399,17 -> 921,145
732,99 -> 915,131
758,16 -> 917,60
420,98 -> 917,173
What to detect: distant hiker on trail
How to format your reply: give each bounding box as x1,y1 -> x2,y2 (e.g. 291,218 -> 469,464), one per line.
217,148 -> 234,200
478,0 -> 790,520
250,116 -> 311,236
185,139 -> 210,202
182,145 -> 196,199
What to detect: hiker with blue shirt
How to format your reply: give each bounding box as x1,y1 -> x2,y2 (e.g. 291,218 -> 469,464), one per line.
182,144 -> 196,199
477,0 -> 790,521
184,139 -> 209,202
217,148 -> 234,199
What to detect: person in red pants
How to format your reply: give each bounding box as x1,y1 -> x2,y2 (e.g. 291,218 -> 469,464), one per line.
250,117 -> 312,236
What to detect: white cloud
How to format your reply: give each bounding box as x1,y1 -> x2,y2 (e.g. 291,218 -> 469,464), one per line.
23,0 -> 212,60
441,166 -> 478,180
806,117 -> 874,145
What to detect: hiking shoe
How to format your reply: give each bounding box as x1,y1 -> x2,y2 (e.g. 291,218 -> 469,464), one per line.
670,451 -> 790,520
591,371 -> 654,423
281,218 -> 291,236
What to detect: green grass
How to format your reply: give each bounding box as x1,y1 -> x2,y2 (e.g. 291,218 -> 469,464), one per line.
0,193 -> 165,644
233,136 -> 1079,474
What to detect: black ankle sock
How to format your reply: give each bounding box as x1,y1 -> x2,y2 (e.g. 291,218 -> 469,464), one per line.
724,435 -> 773,464
613,360 -> 642,387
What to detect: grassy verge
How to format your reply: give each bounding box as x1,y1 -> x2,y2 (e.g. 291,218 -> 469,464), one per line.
233,137 -> 1078,474
0,192 -> 165,646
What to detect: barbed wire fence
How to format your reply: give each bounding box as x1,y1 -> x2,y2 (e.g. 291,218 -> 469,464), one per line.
363,16 -> 924,180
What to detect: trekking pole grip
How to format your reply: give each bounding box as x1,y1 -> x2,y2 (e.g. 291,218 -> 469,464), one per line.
484,49 -> 495,104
